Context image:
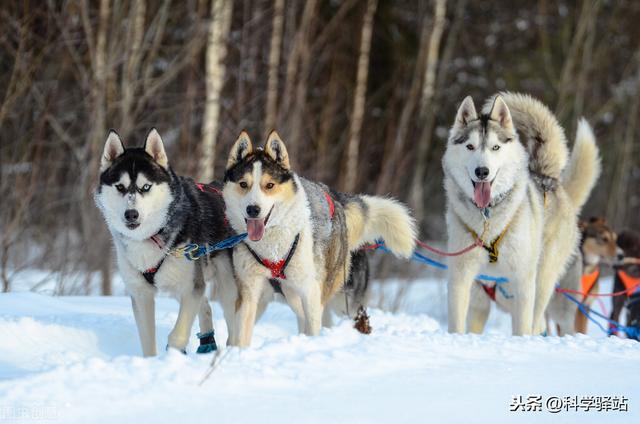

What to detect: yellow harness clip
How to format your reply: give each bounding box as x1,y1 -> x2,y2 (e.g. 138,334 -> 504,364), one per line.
464,219 -> 512,264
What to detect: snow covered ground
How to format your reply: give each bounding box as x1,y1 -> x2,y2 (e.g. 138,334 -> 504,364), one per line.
0,276 -> 639,423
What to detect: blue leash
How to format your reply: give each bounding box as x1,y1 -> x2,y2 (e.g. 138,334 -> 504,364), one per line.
558,288 -> 639,339
375,243 -> 510,284
174,233 -> 248,260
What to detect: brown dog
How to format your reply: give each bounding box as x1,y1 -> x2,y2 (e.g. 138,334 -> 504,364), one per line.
574,217 -> 618,333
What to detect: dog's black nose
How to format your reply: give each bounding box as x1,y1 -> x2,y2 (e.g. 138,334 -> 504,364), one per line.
124,209 -> 139,222
475,167 -> 490,180
618,253 -> 625,261
246,205 -> 261,218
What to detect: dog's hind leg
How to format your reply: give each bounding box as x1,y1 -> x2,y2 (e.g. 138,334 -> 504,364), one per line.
168,290 -> 204,352
211,254 -> 238,345
197,298 -> 214,335
532,251 -> 572,335
131,289 -> 157,357
467,282 -> 491,334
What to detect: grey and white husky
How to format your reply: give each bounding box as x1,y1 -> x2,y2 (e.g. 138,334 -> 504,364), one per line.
217,131 -> 416,347
442,92 -> 601,336
95,129 -> 234,356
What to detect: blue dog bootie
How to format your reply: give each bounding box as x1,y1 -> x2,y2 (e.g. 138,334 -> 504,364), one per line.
196,330 -> 218,354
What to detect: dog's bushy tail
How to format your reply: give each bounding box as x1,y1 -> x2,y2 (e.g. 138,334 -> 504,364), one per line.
561,118 -> 601,212
499,91 -> 569,180
345,196 -> 416,258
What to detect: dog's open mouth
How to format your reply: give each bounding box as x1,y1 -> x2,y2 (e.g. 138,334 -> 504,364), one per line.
245,206 -> 273,242
126,222 -> 140,230
472,180 -> 492,209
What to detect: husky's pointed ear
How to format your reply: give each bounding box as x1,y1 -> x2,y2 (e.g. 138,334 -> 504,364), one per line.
100,130 -> 125,172
489,95 -> 513,130
455,96 -> 477,127
226,131 -> 253,170
264,130 -> 290,170
144,128 -> 168,169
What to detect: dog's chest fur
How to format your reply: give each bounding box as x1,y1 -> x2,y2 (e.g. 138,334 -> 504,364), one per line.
113,235 -> 196,295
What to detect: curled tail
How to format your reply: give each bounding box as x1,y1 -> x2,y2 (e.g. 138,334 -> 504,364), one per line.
344,195 -> 416,258
561,118 -> 601,212
497,91 -> 569,180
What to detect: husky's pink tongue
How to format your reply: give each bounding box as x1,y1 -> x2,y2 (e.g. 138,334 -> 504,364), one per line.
473,181 -> 492,208
246,218 -> 266,241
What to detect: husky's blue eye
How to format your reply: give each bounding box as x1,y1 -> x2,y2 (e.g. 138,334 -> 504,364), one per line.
466,144 -> 475,151
115,184 -> 126,193
492,145 -> 500,151
140,184 -> 151,192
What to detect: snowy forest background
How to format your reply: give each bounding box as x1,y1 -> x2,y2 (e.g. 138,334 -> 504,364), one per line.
1,0 -> 639,295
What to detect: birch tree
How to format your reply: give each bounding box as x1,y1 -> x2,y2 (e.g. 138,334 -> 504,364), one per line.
265,0 -> 285,134
343,0 -> 378,192
199,0 -> 233,182
408,0 -> 447,217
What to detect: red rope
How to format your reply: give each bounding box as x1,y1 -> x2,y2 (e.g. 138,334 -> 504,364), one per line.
362,239 -> 481,256
415,239 -> 481,257
555,285 -> 640,298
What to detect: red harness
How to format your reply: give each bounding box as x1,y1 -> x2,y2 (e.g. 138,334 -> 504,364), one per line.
195,182 -> 222,195
324,191 -> 335,218
243,191 -> 335,285
480,283 -> 497,301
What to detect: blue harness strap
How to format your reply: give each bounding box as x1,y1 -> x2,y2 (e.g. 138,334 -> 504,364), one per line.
177,233 -> 248,260
559,287 -> 640,339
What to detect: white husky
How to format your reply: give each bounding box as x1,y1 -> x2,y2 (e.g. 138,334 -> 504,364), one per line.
442,92 -> 601,336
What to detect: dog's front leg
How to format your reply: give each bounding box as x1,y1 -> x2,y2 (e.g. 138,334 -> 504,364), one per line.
447,256 -> 481,334
300,281 -> 323,336
233,281 -> 261,347
281,288 -> 306,334
510,270 -> 537,336
131,290 -> 157,357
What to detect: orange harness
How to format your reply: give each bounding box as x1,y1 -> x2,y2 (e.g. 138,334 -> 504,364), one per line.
580,267 -> 600,297
617,269 -> 640,296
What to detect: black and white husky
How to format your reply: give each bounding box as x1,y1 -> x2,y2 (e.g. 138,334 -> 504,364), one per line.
442,93 -> 601,336
217,131 -> 416,347
95,129 -> 233,356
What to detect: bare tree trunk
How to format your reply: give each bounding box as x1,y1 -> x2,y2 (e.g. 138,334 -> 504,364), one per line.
85,0 -> 111,295
199,0 -> 233,182
607,52 -> 640,227
573,1 -> 600,122
280,0 -> 318,163
376,12 -> 432,194
408,0 -> 447,215
555,0 -> 598,120
316,59 -> 340,182
265,0 -> 285,134
343,0 -> 378,192
120,0 -> 146,137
